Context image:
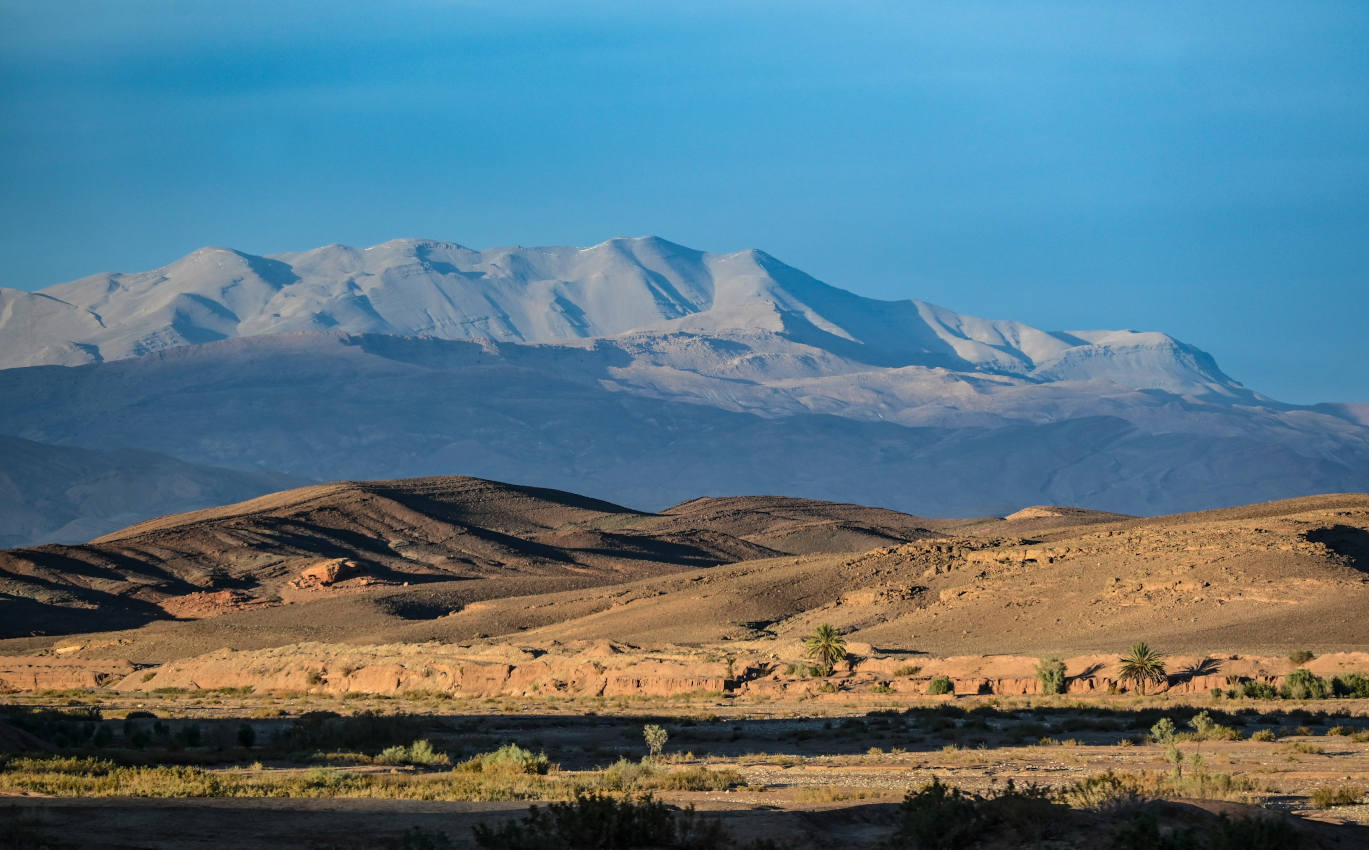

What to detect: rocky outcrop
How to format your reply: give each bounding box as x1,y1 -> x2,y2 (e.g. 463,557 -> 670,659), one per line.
2,645 -> 1362,702
292,558 -> 364,588
111,642 -> 730,699
0,656 -> 136,692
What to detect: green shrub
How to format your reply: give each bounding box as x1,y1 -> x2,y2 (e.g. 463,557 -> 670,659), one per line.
376,739 -> 450,767
1333,672 -> 1369,698
1281,669 -> 1331,700
1064,771 -> 1148,811
880,779 -> 1062,849
277,710 -> 424,753
458,744 -> 549,775
1109,809 -> 1300,850
472,792 -> 729,849
1188,711 -> 1242,741
1150,718 -> 1176,744
1289,650 -> 1316,665
592,758 -> 744,793
893,665 -> 921,677
1034,658 -> 1067,696
881,779 -> 984,848
1240,680 -> 1279,700
643,724 -> 668,758
1311,784 -> 1363,808
927,676 -> 954,696
1251,729 -> 1277,742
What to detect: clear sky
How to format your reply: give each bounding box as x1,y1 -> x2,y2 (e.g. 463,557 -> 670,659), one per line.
2,1 -> 1366,403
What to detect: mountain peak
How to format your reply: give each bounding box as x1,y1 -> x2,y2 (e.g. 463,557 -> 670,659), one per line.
3,236 -> 1247,399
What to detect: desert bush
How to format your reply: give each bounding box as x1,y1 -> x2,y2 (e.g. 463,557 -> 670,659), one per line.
277,710 -> 425,753
173,724 -> 202,749
595,757 -> 655,790
893,665 -> 922,677
641,766 -> 745,792
1150,717 -> 1177,744
0,706 -> 103,750
1333,672 -> 1369,698
237,723 -> 256,749
643,724 -> 668,758
593,758 -> 742,792
1240,680 -> 1279,700
879,779 -> 1062,849
1187,711 -> 1242,741
472,792 -> 729,850
879,778 -> 983,848
1064,771 -> 1149,811
458,744 -> 549,776
1251,729 -> 1277,742
1109,809 -> 1300,850
1310,784 -> 1363,808
376,739 -> 450,767
1034,657 -> 1067,695
0,754 -> 584,802
796,786 -> 872,803
1281,669 -> 1331,700
927,676 -> 954,696
1289,650 -> 1316,665
871,682 -> 895,694
1065,767 -> 1258,808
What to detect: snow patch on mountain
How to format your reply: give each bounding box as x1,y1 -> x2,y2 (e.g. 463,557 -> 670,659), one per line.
3,236 -> 1244,402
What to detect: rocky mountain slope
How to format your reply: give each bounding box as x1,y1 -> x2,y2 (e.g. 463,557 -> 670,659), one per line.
0,474 -> 944,639
1,236 -> 1366,543
9,490 -> 1366,665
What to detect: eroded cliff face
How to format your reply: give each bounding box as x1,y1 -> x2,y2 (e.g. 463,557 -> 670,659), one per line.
3,642 -> 1358,702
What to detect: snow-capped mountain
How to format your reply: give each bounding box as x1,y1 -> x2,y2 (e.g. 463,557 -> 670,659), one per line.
1,236 -> 1365,545
0,236 -> 1240,399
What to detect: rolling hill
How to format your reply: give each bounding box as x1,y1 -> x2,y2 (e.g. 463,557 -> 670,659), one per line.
0,474 -> 944,639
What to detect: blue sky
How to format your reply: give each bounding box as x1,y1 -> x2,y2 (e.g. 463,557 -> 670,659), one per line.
2,1 -> 1366,403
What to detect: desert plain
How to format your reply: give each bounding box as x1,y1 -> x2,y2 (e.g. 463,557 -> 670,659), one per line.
4,476 -> 1369,848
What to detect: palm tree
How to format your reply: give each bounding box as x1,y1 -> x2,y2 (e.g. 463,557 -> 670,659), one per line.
1118,641 -> 1168,694
803,624 -> 848,677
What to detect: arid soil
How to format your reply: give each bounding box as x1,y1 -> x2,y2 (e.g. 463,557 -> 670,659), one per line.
6,688 -> 1369,848
0,476 -> 962,639
4,484 -> 1369,847
5,490 -> 1366,667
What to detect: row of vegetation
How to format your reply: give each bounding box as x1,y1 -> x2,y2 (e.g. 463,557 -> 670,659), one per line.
795,627 -> 1369,703
0,744 -> 745,801
466,773 -> 1309,850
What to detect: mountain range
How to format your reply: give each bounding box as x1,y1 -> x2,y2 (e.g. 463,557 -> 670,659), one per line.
1,235 -> 1365,545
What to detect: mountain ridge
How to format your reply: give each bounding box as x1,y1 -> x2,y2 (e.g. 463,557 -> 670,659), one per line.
0,235 -> 1244,399
0,235 -> 1365,545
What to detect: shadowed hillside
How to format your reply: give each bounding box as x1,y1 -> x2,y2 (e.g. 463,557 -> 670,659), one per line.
0,475 -> 946,639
